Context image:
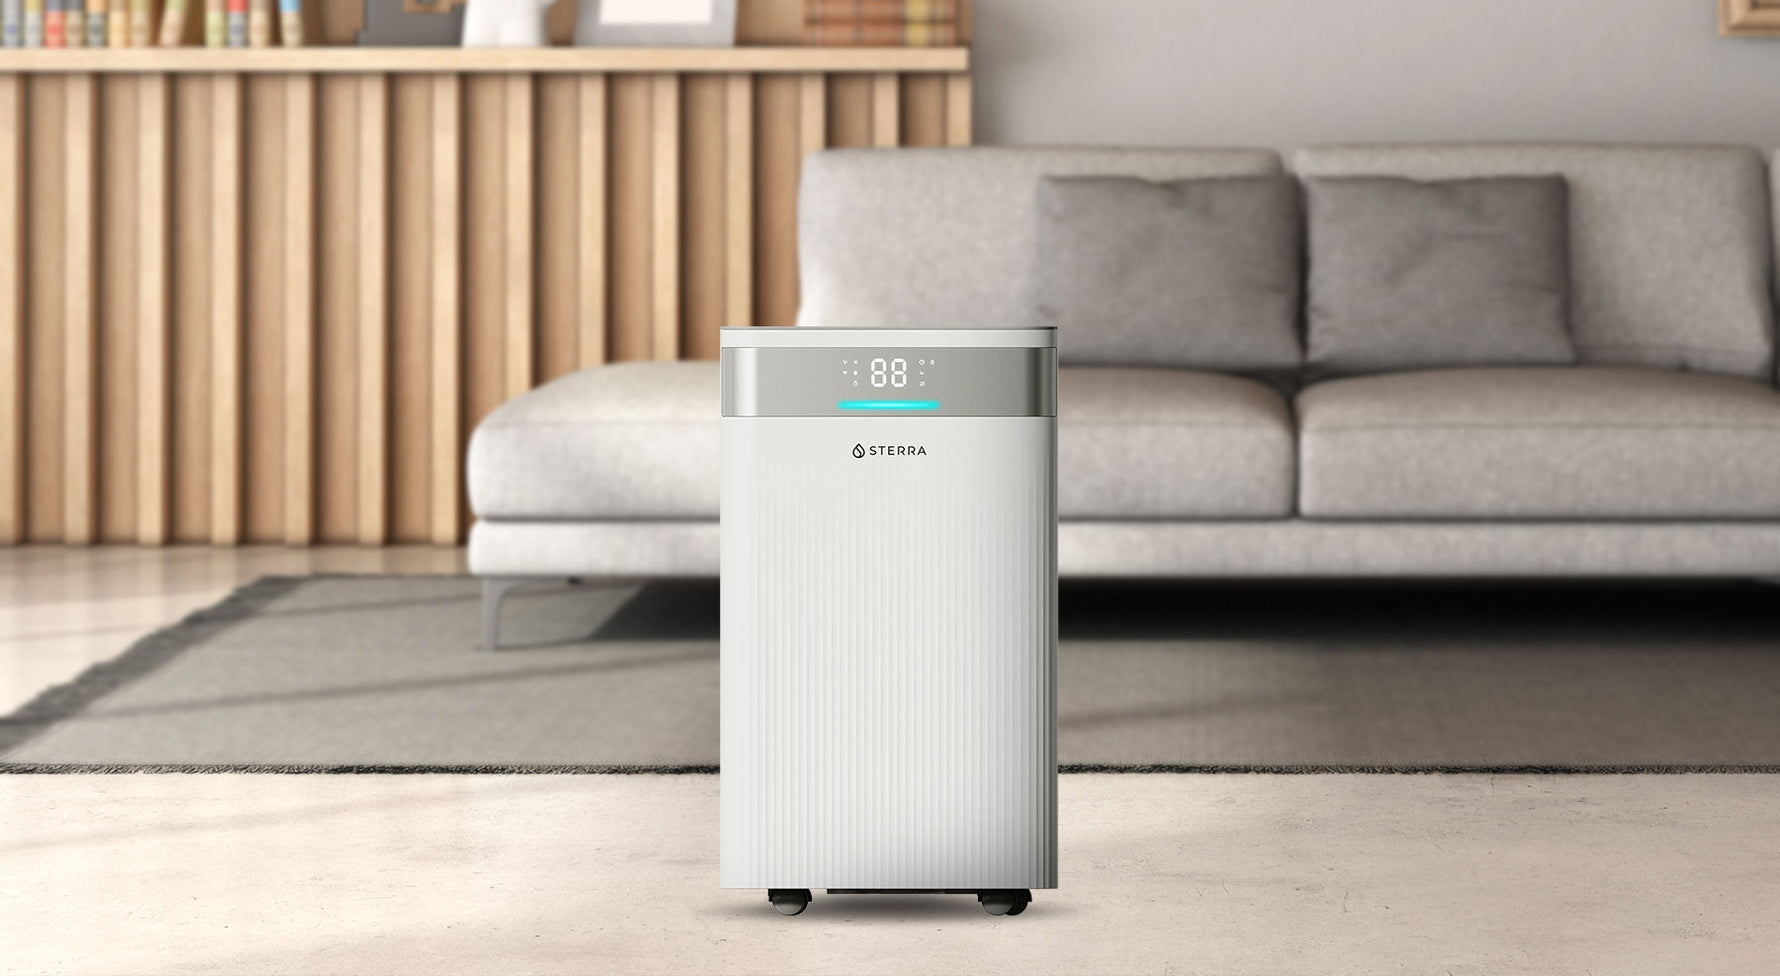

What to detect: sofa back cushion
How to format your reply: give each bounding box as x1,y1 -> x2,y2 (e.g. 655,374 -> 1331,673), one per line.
796,146 -> 1284,331
1035,174 -> 1303,372
1304,174 -> 1576,378
1296,144 -> 1775,382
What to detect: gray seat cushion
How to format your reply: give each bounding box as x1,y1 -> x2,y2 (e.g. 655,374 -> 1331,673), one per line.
470,360 -> 1295,522
1297,367 -> 1780,519
468,361 -> 720,520
798,146 -> 1284,331
1295,144 -> 1776,381
1060,368 -> 1294,519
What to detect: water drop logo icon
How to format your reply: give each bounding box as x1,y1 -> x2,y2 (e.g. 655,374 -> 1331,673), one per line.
852,443 -> 866,459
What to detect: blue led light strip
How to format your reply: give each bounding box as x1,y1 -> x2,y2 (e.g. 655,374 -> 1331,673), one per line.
837,400 -> 941,412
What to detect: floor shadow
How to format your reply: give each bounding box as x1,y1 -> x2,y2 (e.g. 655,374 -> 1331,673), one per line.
589,580 -> 721,641
614,578 -> 1780,648
1057,579 -> 1780,646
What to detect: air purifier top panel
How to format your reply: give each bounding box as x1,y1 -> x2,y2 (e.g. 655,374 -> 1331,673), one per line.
721,328 -> 1055,418
720,327 -> 1056,350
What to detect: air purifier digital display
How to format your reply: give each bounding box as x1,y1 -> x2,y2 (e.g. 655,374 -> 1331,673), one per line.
720,326 -> 1058,918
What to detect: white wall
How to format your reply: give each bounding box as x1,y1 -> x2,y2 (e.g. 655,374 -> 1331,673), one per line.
973,0 -> 1780,152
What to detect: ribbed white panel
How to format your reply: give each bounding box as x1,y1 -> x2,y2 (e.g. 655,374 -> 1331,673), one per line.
721,416 -> 1057,890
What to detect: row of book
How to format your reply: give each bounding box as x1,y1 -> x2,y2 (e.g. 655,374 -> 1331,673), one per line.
804,0 -> 960,47
1,0 -> 304,46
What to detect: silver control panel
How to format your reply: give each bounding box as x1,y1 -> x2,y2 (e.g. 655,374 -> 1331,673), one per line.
722,345 -> 1055,418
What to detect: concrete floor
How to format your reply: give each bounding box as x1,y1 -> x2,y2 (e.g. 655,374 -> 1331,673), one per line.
4,548 -> 1780,974
5,774 -> 1780,975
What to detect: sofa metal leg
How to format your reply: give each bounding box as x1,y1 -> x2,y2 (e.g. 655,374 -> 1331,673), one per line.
482,576 -> 541,651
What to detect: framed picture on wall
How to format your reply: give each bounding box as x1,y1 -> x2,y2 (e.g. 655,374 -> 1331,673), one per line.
1720,0 -> 1780,35
575,0 -> 738,46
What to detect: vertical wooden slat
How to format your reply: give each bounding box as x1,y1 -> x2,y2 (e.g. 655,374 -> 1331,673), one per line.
535,76 -> 579,382
63,74 -> 97,546
798,72 -> 825,159
650,72 -> 679,361
137,75 -> 170,545
577,73 -> 607,369
723,73 -> 752,330
901,74 -> 945,148
827,75 -> 871,149
317,76 -> 360,542
609,75 -> 652,361
945,73 -> 971,146
503,73 -> 532,398
429,73 -> 461,545
754,75 -> 798,329
358,73 -> 389,545
98,78 -> 139,542
0,76 -> 24,545
283,74 -> 315,545
241,78 -> 285,543
390,75 -> 434,542
870,71 -> 899,147
210,73 -> 243,545
682,75 -> 724,360
170,77 -> 212,542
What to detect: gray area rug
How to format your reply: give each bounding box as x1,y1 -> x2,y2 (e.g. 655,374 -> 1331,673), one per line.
6,576 -> 1780,772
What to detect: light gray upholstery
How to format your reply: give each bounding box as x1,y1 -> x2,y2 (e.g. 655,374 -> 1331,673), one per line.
467,361 -> 719,520
467,520 -> 1780,579
1058,368 -> 1294,518
1298,367 -> 1780,519
797,147 -> 1284,331
1035,175 -> 1303,372
466,361 -> 1293,522
1296,144 -> 1776,381
1304,175 -> 1575,377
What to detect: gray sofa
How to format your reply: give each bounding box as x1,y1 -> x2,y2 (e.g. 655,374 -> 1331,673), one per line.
467,143 -> 1780,647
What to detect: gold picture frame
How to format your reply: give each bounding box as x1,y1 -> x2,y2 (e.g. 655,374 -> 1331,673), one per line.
1721,0 -> 1780,36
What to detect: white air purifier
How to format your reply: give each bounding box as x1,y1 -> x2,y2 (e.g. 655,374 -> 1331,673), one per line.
720,326 -> 1058,918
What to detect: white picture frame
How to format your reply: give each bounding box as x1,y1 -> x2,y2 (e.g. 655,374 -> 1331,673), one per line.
575,0 -> 738,46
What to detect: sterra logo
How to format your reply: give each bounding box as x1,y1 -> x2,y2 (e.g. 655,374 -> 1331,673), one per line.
852,443 -> 927,458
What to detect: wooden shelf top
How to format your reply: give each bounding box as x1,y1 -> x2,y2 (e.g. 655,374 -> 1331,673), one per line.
0,45 -> 969,74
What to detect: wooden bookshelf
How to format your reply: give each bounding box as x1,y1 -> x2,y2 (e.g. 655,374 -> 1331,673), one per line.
0,42 -> 973,546
0,46 -> 969,74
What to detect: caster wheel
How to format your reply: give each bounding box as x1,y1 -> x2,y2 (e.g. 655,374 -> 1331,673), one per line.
979,890 -> 1031,916
767,888 -> 811,916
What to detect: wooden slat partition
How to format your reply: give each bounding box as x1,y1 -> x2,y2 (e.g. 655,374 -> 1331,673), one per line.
0,50 -> 971,545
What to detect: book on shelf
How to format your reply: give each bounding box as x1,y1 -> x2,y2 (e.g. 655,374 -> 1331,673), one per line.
129,0 -> 148,44
224,0 -> 243,45
23,0 -> 39,45
158,0 -> 185,45
83,0 -> 101,45
2,0 -> 20,47
805,0 -> 955,24
804,20 -> 957,46
277,0 -> 300,46
246,0 -> 267,45
64,0 -> 82,46
203,0 -> 220,44
107,3 -> 128,45
43,0 -> 62,47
